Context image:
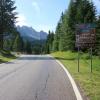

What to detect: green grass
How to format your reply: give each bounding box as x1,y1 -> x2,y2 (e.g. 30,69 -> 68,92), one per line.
51,51 -> 100,100
0,50 -> 16,63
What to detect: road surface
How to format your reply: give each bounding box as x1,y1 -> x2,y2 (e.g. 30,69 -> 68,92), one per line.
0,55 -> 78,100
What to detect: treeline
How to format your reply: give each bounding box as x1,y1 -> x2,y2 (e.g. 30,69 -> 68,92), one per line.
45,0 -> 100,55
3,30 -> 46,54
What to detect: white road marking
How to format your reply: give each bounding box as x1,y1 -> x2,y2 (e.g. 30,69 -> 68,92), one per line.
49,55 -> 83,100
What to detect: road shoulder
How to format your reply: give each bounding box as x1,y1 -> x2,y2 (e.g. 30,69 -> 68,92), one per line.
50,55 -> 83,100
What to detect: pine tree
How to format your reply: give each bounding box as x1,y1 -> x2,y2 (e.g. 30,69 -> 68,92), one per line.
0,0 -> 17,49
53,22 -> 62,51
45,31 -> 54,53
3,39 -> 12,50
13,33 -> 24,52
75,0 -> 96,23
25,41 -> 32,54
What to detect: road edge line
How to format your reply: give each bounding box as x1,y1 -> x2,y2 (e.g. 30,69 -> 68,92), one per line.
49,55 -> 83,100
56,59 -> 83,100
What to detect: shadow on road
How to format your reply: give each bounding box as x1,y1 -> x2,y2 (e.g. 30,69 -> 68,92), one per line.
55,57 -> 76,60
18,56 -> 76,61
18,56 -> 54,60
6,62 -> 15,64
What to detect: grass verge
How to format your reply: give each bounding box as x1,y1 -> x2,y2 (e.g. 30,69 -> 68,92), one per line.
0,50 -> 16,63
51,51 -> 100,100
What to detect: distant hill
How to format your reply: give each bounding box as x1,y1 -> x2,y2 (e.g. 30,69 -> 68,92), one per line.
17,26 -> 48,42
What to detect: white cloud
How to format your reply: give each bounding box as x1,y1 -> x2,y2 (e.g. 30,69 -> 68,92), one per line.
93,0 -> 100,13
16,14 -> 29,26
32,2 -> 40,15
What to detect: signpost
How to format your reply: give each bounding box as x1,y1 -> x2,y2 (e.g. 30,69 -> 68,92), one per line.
76,23 -> 96,72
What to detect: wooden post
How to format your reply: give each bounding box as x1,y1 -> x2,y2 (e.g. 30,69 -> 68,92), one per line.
90,47 -> 93,73
78,46 -> 80,72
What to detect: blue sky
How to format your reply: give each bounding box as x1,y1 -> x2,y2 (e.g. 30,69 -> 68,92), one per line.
15,0 -> 100,32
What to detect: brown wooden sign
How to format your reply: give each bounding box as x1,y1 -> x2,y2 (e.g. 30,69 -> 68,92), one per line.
75,24 -> 96,49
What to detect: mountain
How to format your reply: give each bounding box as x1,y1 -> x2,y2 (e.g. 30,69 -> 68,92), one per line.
17,26 -> 48,41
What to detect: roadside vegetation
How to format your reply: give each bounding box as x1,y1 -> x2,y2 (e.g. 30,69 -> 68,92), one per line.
0,50 -> 16,63
51,51 -> 100,100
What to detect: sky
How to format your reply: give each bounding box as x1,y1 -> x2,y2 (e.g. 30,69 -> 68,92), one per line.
15,0 -> 100,33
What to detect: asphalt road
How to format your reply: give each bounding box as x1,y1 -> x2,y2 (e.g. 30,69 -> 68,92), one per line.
0,55 -> 77,100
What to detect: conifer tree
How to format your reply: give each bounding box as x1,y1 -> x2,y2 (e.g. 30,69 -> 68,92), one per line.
53,0 -> 96,51
45,31 -> 54,53
0,0 -> 17,49
13,33 -> 24,52
53,22 -> 61,51
25,41 -> 32,54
